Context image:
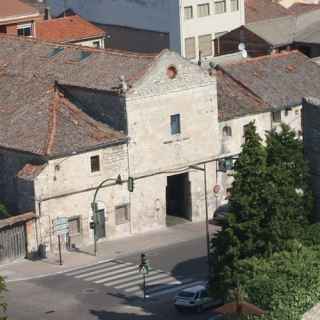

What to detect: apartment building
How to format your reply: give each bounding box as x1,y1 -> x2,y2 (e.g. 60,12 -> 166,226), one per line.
48,0 -> 245,60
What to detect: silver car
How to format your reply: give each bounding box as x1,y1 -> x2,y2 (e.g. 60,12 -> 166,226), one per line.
174,285 -> 222,313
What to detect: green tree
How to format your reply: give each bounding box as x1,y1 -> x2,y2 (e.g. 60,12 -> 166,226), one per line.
0,276 -> 6,320
0,204 -> 8,219
210,122 -> 267,298
262,124 -> 314,254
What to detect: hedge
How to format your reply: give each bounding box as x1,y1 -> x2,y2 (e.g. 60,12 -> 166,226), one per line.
236,245 -> 320,320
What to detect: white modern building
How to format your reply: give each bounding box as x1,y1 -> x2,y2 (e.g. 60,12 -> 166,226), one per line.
49,0 -> 245,60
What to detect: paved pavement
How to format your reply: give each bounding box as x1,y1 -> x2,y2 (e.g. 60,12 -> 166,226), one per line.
0,221 -> 219,282
5,234 -> 215,320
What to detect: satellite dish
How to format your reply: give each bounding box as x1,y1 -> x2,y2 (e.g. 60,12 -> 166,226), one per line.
238,42 -> 246,51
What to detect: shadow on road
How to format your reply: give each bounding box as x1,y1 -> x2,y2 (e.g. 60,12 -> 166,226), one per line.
90,309 -> 156,319
171,255 -> 208,280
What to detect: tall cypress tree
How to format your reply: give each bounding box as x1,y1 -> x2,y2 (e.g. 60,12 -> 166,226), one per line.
210,122 -> 267,298
262,124 -> 313,253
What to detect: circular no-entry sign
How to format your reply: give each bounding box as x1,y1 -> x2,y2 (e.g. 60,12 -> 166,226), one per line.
213,184 -> 221,194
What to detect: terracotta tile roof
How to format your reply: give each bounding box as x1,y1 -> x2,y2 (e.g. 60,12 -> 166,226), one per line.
217,51 -> 320,120
245,0 -> 290,23
0,0 -> 40,20
0,211 -> 35,228
36,15 -> 106,44
288,2 -> 320,15
0,74 -> 127,156
17,163 -> 46,180
0,34 -> 156,92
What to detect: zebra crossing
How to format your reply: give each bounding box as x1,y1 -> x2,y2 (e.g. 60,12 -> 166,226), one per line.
65,259 -> 203,298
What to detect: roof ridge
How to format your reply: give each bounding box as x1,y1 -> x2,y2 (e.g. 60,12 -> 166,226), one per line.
46,88 -> 59,155
0,34 -> 157,59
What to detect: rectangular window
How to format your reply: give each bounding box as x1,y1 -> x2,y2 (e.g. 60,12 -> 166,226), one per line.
231,0 -> 239,11
68,216 -> 81,236
93,40 -> 100,48
184,6 -> 193,20
170,114 -> 181,135
185,37 -> 196,59
17,24 -> 32,37
272,111 -> 281,123
115,205 -> 129,225
215,0 -> 226,14
0,26 -> 6,33
90,155 -> 100,172
197,3 -> 210,17
198,34 -> 212,57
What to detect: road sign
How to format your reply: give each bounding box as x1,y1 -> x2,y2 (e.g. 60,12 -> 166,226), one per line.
213,184 -> 221,194
53,217 -> 69,235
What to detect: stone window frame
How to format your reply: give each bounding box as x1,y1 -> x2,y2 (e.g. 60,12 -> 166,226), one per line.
222,125 -> 232,137
115,204 -> 130,225
90,155 -> 100,173
68,216 -> 82,236
272,110 -> 282,123
170,114 -> 181,135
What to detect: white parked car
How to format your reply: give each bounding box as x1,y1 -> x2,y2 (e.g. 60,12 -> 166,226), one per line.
174,284 -> 222,313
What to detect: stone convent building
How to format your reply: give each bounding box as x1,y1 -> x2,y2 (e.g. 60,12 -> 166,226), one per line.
0,35 -> 320,256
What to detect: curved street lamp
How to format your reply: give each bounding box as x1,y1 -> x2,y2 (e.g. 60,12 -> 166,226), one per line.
91,174 -> 122,255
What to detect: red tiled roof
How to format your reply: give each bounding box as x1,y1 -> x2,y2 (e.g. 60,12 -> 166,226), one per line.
17,163 -> 45,180
0,0 -> 39,20
245,0 -> 290,23
288,3 -> 320,15
36,15 -> 106,43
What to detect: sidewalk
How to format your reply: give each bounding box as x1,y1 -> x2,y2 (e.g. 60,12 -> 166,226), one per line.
0,221 -> 219,282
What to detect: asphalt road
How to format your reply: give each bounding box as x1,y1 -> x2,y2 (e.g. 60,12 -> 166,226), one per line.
6,236 -> 214,320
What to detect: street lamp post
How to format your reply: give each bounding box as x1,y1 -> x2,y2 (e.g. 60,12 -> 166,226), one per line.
190,164 -> 210,275
91,174 -> 122,256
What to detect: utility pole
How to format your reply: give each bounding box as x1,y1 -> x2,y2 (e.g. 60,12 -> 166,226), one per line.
190,164 -> 210,276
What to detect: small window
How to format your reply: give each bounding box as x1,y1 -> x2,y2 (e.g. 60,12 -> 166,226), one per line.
185,37 -> 196,59
68,216 -> 81,236
231,0 -> 239,11
90,155 -> 100,172
198,34 -> 212,57
285,108 -> 291,116
115,204 -> 129,225
171,114 -> 181,135
272,111 -> 281,123
17,24 -> 32,37
198,3 -> 210,17
184,6 -> 193,20
215,0 -> 226,14
0,26 -> 6,34
223,126 -> 232,137
93,41 -> 100,48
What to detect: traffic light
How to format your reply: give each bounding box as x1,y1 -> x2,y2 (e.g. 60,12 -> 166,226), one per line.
128,176 -> 134,192
139,253 -> 150,274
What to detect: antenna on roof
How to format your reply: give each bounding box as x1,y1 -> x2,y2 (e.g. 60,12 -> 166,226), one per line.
120,75 -> 128,93
238,42 -> 248,58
